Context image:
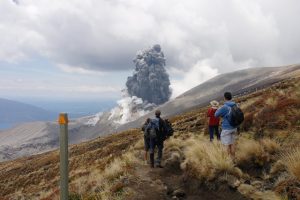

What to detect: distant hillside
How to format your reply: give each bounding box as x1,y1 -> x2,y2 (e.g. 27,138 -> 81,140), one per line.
0,98 -> 56,129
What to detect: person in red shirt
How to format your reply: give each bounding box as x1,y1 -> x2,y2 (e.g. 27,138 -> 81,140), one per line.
207,100 -> 220,141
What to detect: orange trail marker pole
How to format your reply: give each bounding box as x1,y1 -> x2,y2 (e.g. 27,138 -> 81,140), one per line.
58,113 -> 69,200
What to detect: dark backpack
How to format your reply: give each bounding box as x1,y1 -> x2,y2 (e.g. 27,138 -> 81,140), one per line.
142,123 -> 150,138
228,105 -> 244,127
148,118 -> 159,139
164,120 -> 174,137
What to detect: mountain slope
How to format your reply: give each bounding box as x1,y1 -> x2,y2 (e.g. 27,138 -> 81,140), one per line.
0,76 -> 299,199
0,64 -> 299,162
0,98 -> 56,129
118,64 -> 300,131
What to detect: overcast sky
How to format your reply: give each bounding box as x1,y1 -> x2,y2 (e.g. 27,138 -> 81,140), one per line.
0,0 -> 299,101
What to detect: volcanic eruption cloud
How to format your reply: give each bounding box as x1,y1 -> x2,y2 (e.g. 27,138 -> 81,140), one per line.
109,45 -> 171,124
126,44 -> 171,105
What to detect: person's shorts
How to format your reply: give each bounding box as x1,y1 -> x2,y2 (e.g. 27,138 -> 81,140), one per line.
220,129 -> 237,145
144,136 -> 150,151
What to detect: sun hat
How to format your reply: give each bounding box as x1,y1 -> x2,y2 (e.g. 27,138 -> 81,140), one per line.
210,100 -> 219,108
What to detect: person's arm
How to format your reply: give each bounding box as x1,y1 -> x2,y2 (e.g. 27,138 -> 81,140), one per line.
215,106 -> 226,117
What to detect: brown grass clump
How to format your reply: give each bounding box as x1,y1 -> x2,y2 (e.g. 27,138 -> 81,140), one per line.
69,151 -> 138,200
241,112 -> 255,132
236,138 -> 269,168
181,136 -> 241,181
238,184 -> 281,200
274,176 -> 300,200
270,160 -> 286,175
282,147 -> 300,180
265,96 -> 278,108
260,138 -> 281,154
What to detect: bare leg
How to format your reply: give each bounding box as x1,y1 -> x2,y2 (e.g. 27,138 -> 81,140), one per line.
228,144 -> 235,158
227,145 -> 231,156
231,144 -> 235,157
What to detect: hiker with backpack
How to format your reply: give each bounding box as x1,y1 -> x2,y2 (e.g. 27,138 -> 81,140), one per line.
215,92 -> 244,157
141,118 -> 151,165
146,110 -> 168,168
207,100 -> 220,141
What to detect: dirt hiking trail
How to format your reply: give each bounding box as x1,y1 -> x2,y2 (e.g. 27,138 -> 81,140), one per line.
130,152 -> 247,200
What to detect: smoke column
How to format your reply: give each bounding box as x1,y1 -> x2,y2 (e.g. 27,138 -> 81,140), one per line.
126,44 -> 171,105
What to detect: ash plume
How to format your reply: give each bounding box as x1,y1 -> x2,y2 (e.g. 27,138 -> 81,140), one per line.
126,44 -> 171,105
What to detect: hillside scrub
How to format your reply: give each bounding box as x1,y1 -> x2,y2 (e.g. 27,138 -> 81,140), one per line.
260,138 -> 281,154
282,147 -> 300,180
180,135 -> 242,181
235,137 -> 281,171
68,152 -> 138,200
239,80 -> 300,139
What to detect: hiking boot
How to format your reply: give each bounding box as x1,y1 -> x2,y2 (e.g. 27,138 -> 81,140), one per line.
156,164 -> 164,168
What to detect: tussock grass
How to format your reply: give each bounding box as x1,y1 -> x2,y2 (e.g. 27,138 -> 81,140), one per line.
265,96 -> 278,108
239,97 -> 260,110
236,138 -> 269,167
164,137 -> 186,154
180,136 -> 241,181
69,152 -> 138,200
238,184 -> 281,200
260,138 -> 281,154
270,160 -> 286,175
282,147 -> 300,180
132,139 -> 144,150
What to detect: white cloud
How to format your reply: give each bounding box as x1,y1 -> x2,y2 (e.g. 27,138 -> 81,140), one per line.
1,0 -> 299,72
170,61 -> 219,98
57,64 -> 105,75
0,0 -> 300,98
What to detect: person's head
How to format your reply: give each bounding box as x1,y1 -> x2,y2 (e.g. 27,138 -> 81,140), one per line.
155,109 -> 161,117
146,118 -> 151,123
224,92 -> 232,101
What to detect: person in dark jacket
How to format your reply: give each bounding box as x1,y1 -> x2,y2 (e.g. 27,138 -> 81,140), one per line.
146,110 -> 167,168
215,92 -> 237,157
207,100 -> 220,141
141,118 -> 151,165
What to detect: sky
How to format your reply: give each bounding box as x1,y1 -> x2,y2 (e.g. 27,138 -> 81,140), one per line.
0,0 -> 300,101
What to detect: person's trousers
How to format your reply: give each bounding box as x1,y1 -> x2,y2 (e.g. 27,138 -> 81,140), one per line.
156,140 -> 164,164
149,138 -> 164,165
209,125 -> 220,141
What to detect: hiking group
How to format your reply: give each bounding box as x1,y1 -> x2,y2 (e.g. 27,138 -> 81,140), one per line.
208,92 -> 244,157
141,110 -> 173,168
141,91 -> 243,168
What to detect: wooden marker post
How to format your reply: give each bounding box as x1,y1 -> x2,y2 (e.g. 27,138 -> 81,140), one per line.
58,113 -> 69,200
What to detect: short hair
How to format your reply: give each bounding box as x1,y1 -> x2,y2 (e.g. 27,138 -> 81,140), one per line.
155,110 -> 161,116
224,92 -> 232,100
